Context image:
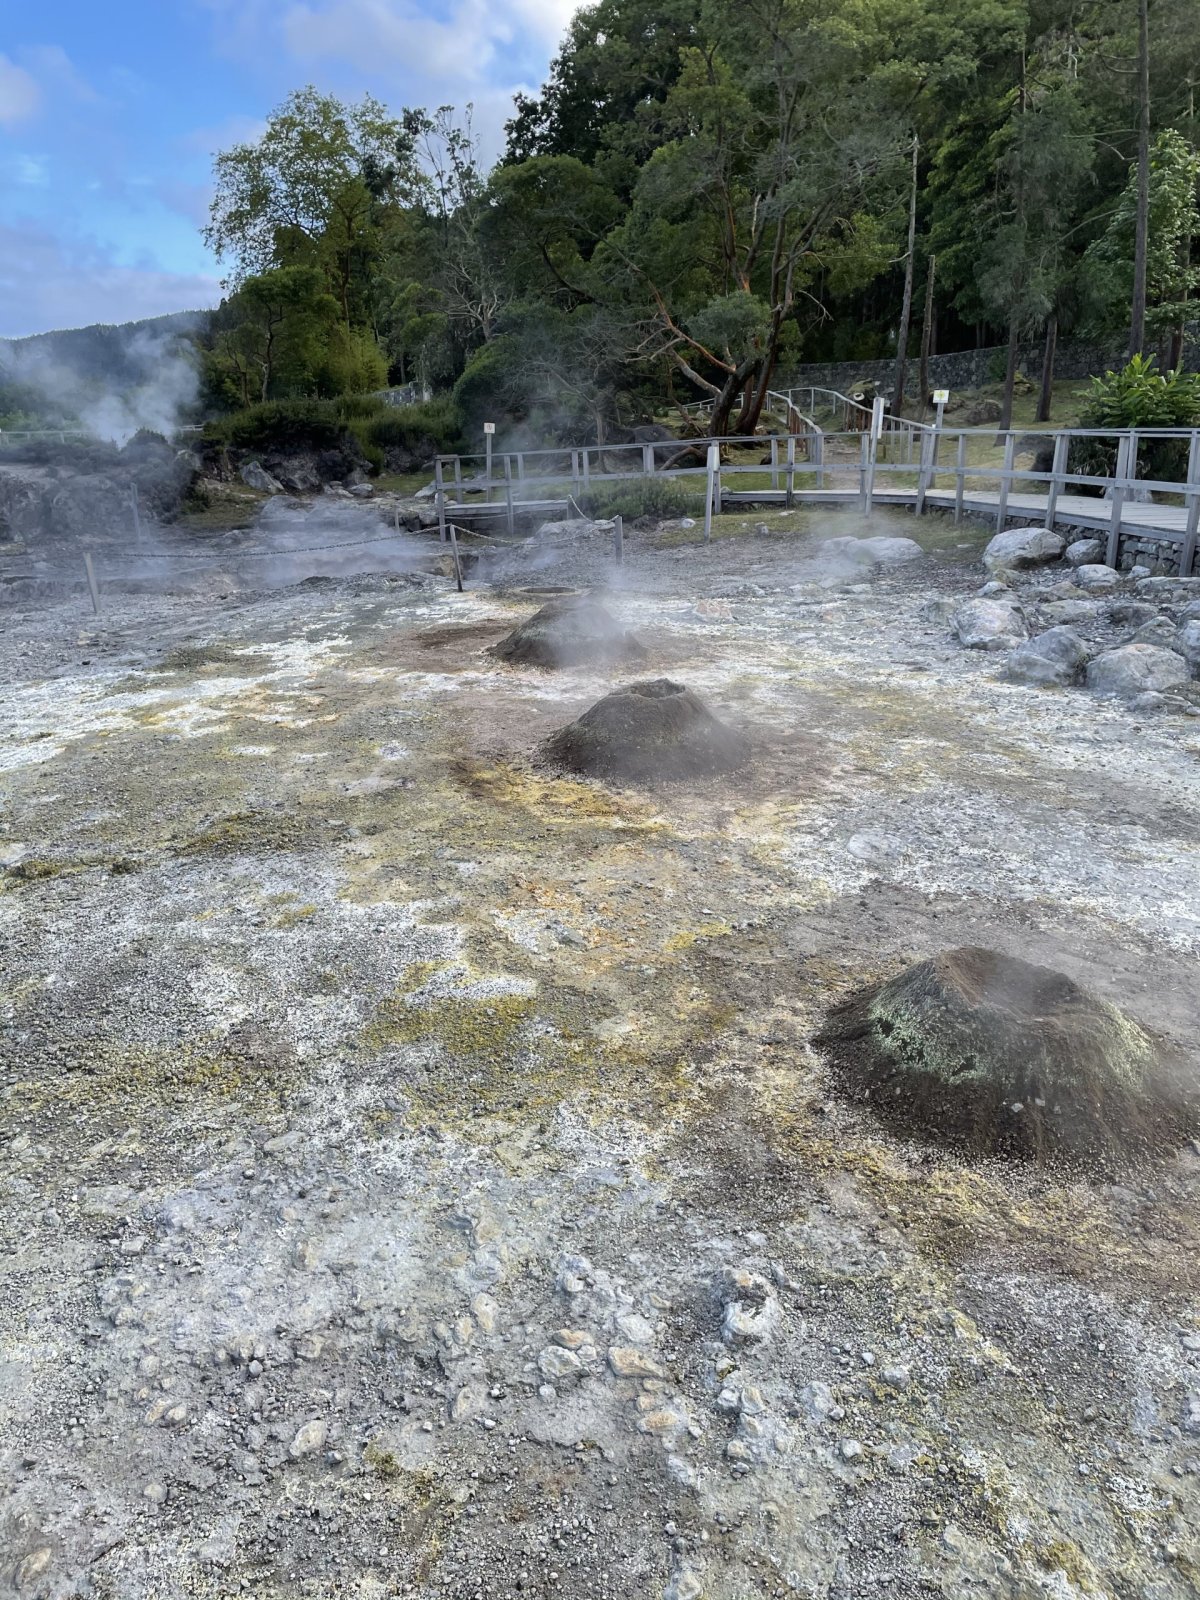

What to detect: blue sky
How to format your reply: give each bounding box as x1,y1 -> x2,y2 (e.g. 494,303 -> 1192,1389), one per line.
0,1 -> 576,336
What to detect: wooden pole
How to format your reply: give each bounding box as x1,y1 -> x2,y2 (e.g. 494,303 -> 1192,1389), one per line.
435,458 -> 447,544
1181,431 -> 1200,577
770,435 -> 779,493
786,435 -> 796,507
954,432 -> 966,523
1044,433 -> 1068,531
613,514 -> 624,565
504,455 -> 515,538
83,552 -> 100,614
130,486 -> 141,541
1105,434 -> 1131,568
704,445 -> 717,542
995,434 -> 1015,535
447,522 -> 464,592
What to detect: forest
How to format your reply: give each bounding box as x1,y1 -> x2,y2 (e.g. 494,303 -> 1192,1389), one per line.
6,0 -> 1200,448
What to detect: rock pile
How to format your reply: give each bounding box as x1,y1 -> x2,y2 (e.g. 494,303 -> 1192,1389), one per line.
543,678 -> 749,784
490,594 -> 646,670
816,946 -> 1192,1169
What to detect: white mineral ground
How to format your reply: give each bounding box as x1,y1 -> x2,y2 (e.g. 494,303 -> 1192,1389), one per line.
1,503 -> 1198,1599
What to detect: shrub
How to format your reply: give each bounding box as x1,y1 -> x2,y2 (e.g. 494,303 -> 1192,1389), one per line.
1075,357 -> 1200,489
578,477 -> 706,522
203,399 -> 346,454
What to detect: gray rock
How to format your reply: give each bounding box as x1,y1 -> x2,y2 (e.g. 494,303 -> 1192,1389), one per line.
840,1439 -> 864,1461
1004,626 -> 1089,687
1064,538 -> 1103,567
1086,644 -> 1190,701
607,1346 -> 664,1379
1179,600 -> 1200,625
1131,617 -> 1179,650
347,483 -> 375,499
919,596 -> 958,623
1106,600 -> 1158,626
951,598 -> 1028,651
538,1346 -> 584,1383
818,534 -> 924,567
799,1381 -> 836,1421
1073,563 -> 1121,592
1039,599 -> 1100,625
975,580 -> 1011,598
983,526 -> 1065,574
1129,692 -> 1168,713
1137,576 -> 1200,601
240,461 -> 284,494
1175,619 -> 1200,670
288,1419 -> 328,1458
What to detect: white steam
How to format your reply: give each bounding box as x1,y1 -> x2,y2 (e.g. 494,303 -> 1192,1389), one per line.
0,327 -> 200,446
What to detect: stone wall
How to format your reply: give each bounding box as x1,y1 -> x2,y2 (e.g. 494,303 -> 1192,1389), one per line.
780,329 -> 1200,399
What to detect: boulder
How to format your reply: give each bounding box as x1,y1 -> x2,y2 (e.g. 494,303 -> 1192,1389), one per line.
1073,563 -> 1121,592
240,460 -> 284,494
1003,626 -> 1089,688
347,483 -> 375,499
269,455 -> 323,494
1179,600 -> 1200,625
1039,599 -> 1101,625
1130,616 -> 1179,651
951,598 -> 1028,652
817,535 -> 924,567
1106,600 -> 1158,626
1136,576 -> 1200,601
982,526 -> 1065,574
965,399 -> 1002,426
1064,538 -> 1103,567
1176,619 -> 1200,671
1086,644 -> 1190,701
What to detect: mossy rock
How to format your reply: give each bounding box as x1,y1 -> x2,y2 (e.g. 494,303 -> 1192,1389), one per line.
542,679 -> 749,786
489,595 -> 646,670
815,946 -> 1193,1169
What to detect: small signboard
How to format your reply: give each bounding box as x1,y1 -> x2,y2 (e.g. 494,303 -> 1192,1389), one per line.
483,422 -> 496,435
933,389 -> 950,405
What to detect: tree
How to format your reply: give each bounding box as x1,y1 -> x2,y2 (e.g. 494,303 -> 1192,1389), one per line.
207,267 -> 340,406
205,87 -> 418,323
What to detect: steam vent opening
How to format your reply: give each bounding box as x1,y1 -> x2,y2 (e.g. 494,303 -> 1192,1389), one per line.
489,595 -> 647,670
814,946 -> 1193,1170
542,678 -> 750,785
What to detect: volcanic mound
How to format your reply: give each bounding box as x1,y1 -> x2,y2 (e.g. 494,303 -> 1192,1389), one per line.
543,678 -> 750,784
489,595 -> 646,669
815,945 -> 1191,1168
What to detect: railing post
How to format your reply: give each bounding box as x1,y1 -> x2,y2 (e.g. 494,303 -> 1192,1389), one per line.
714,443 -> 724,516
1106,433 -> 1130,568
571,449 -> 580,500
860,434 -> 872,513
453,455 -> 464,504
995,434 -> 1015,535
643,444 -> 654,478
435,458 -> 447,544
83,553 -> 100,615
1044,433 -> 1068,531
1182,430 -> 1200,577
916,427 -> 937,516
613,514 -> 624,566
704,444 -> 718,542
954,433 -> 966,524
786,435 -> 796,508
770,435 -> 779,493
582,449 -> 591,495
505,454 -> 515,537
813,430 -> 825,493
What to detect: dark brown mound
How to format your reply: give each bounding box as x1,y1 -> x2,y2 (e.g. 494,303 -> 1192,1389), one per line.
815,946 -> 1192,1169
543,678 -> 750,784
489,595 -> 646,670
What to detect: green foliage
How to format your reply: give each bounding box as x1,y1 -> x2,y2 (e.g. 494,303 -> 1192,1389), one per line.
203,399 -> 348,453
202,394 -> 461,466
1082,355 -> 1200,429
578,477 -> 704,522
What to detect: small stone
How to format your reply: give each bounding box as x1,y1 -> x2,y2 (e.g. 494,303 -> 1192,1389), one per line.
841,1439 -> 864,1461
552,1328 -> 590,1350
143,1481 -> 168,1506
538,1346 -> 584,1383
608,1346 -> 665,1379
289,1419 -> 328,1458
880,1365 -> 911,1391
120,1235 -> 147,1256
471,1293 -> 499,1335
16,1548 -> 52,1589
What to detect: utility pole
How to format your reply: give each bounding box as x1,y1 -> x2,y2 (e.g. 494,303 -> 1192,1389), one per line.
1130,0 -> 1151,357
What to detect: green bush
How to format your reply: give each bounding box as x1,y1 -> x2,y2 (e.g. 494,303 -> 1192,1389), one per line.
578,476 -> 706,522
360,396 -> 463,454
1075,357 -> 1200,488
204,399 -> 347,453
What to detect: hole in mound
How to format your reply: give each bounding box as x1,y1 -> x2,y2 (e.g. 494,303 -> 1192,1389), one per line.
814,946 -> 1195,1170
489,595 -> 647,670
542,678 -> 751,786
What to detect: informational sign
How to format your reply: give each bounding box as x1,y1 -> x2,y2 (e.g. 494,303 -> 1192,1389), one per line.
483,422 -> 496,435
933,389 -> 950,405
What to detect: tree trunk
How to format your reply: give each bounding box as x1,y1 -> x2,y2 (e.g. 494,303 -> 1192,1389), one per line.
1169,321 -> 1185,370
999,318 -> 1020,434
918,254 -> 937,417
1130,0 -> 1151,357
1036,315 -> 1057,423
892,135 -> 919,415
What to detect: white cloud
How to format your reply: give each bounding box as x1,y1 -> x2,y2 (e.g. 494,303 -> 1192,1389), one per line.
0,222 -> 221,338
0,54 -> 42,126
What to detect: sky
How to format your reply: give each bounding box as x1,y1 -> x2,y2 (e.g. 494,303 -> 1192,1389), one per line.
0,1 -> 577,337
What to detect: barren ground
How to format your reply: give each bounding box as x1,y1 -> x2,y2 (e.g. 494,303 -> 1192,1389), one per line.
2,505 -> 1199,1600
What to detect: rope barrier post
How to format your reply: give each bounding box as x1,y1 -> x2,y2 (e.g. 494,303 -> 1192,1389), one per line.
1044,433 -> 1068,532
83,552 -> 100,615
613,514 -> 624,566
447,523 -> 464,592
770,436 -> 779,493
995,434 -> 1015,536
1105,433 -> 1131,569
786,435 -> 796,508
1181,430 -> 1200,577
704,444 -> 718,542
954,433 -> 966,524
504,455 -> 515,538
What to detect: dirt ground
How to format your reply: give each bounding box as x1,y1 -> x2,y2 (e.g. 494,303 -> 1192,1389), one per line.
1,504 -> 1199,1600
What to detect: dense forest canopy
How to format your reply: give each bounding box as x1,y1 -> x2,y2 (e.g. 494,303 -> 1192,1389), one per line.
178,1 -> 1200,438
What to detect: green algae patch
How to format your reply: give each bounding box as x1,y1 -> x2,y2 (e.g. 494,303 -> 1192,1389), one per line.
153,643 -> 246,673
175,809 -> 338,858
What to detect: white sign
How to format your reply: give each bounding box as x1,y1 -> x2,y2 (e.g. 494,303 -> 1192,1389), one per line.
483,422 -> 496,435
933,389 -> 950,405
